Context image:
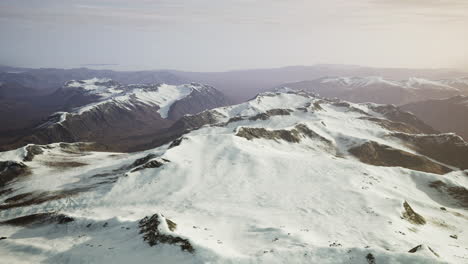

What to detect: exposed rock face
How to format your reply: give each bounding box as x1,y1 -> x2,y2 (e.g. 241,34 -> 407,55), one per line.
23,145 -> 44,161
139,213 -> 194,253
402,201 -> 426,225
172,110 -> 226,131
129,154 -> 159,169
168,137 -> 187,149
359,117 -> 422,134
2,80 -> 230,152
368,105 -> 437,134
429,181 -> 468,209
131,158 -> 168,172
348,141 -> 452,174
0,213 -> 74,227
0,189 -> 88,210
167,84 -> 231,120
408,244 -> 439,258
236,124 -> 331,146
390,133 -> 468,170
365,253 -> 376,264
8,102 -> 174,152
0,161 -> 30,188
265,108 -> 293,116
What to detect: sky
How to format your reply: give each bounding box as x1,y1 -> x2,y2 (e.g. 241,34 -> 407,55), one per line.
0,0 -> 467,72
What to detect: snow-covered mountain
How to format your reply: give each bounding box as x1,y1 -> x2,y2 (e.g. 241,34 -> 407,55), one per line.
3,78 -> 230,152
401,95 -> 468,141
1,90 -> 467,263
280,76 -> 468,105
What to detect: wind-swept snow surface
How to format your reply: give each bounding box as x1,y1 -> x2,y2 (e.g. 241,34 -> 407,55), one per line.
1,91 -> 467,263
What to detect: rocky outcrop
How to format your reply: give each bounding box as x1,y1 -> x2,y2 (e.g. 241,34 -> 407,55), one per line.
429,181 -> 468,209
369,105 -> 437,134
359,117 -> 422,134
23,145 -> 44,161
131,158 -> 169,173
129,154 -> 159,169
0,213 -> 74,227
139,213 -> 194,253
236,124 -> 332,146
349,141 -> 452,174
390,133 -> 468,170
0,161 -> 30,188
408,244 -> 439,258
402,201 -> 426,225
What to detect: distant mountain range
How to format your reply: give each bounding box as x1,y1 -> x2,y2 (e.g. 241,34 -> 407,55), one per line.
280,76 -> 468,105
1,64 -> 467,102
0,78 -> 229,151
401,95 -> 468,140
2,64 -> 468,150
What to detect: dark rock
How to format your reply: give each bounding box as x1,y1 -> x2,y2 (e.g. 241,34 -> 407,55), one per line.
390,133 -> 468,170
450,235 -> 458,239
408,244 -> 423,253
167,84 -> 230,120
366,253 -> 376,264
369,105 -> 437,134
226,116 -> 246,123
429,181 -> 468,209
1,213 -> 74,227
0,188 -> 87,210
57,215 -> 75,224
0,237 -> 6,240
265,109 -> 293,116
139,213 -> 194,253
236,123 -> 332,146
129,154 -> 158,169
312,102 -> 324,111
249,113 -> 270,121
2,82 -> 228,153
0,161 -> 30,188
23,145 -> 44,161
402,201 -> 426,225
359,117 -> 421,134
131,159 -> 167,172
408,245 -> 439,257
168,137 -> 187,149
333,102 -> 351,108
349,141 -> 452,175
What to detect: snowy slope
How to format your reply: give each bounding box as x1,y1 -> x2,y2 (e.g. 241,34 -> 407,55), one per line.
0,90 -> 467,263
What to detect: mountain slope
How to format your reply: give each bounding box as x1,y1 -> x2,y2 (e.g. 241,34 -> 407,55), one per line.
281,76 -> 468,105
1,90 -> 467,263
2,79 -> 230,151
401,95 -> 468,140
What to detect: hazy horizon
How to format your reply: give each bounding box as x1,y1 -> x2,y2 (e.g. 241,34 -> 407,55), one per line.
1,0 -> 468,71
